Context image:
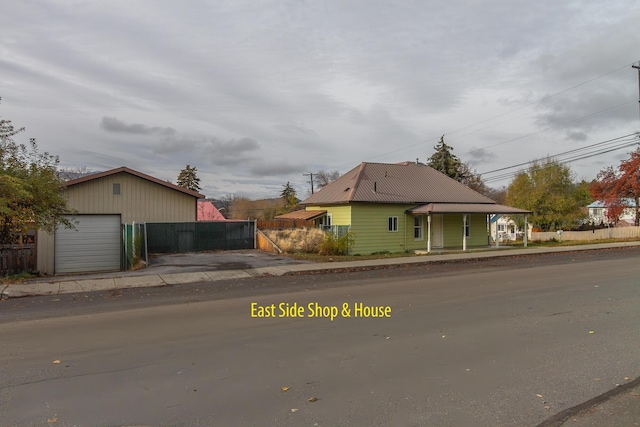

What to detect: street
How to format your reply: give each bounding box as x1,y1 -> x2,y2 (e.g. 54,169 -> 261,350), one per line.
1,248 -> 639,426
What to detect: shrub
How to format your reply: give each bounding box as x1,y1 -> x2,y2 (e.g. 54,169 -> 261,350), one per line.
318,231 -> 355,256
263,228 -> 326,253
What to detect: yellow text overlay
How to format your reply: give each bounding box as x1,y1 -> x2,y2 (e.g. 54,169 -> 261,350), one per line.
250,302 -> 392,321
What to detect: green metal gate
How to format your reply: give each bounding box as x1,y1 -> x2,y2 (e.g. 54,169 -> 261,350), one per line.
145,221 -> 256,253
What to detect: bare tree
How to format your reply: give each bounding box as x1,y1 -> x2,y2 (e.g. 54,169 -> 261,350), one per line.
315,170 -> 340,189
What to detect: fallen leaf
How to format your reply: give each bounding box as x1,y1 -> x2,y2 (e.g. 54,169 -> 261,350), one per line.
544,406 -> 550,410
441,335 -> 446,338
47,418 -> 57,423
308,397 -> 318,402
536,394 -> 543,398
52,360 -> 61,364
624,377 -> 630,381
282,386 -> 290,392
588,331 -> 595,334
291,408 -> 298,412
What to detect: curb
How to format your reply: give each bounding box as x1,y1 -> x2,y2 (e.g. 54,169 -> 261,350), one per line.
2,242 -> 639,300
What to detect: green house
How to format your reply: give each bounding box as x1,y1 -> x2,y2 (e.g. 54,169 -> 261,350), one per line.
280,161 -> 530,255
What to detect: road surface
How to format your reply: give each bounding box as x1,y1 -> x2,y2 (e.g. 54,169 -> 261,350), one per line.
1,247 -> 638,426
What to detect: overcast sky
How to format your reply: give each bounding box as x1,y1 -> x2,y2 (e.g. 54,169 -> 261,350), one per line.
2,0 -> 639,199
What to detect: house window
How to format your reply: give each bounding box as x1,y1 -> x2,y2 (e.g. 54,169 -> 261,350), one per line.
414,216 -> 423,240
326,214 -> 332,227
113,183 -> 121,195
592,208 -> 602,216
388,216 -> 398,232
497,224 -> 505,232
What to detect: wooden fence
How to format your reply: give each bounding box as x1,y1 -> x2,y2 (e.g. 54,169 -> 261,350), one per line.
531,226 -> 640,242
257,219 -> 315,230
1,244 -> 37,276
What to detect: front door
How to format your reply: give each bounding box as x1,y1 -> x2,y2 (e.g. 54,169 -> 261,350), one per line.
431,214 -> 443,248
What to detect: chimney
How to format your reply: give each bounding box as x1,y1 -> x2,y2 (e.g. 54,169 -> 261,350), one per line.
416,158 -> 419,165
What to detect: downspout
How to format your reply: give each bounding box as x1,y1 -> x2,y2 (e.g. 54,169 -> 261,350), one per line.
404,214 -> 407,252
524,214 -> 528,247
427,214 -> 432,253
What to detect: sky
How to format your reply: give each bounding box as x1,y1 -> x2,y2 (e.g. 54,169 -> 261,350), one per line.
1,0 -> 639,200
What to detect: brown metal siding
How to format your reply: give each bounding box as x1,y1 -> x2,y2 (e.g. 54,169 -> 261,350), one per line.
63,172 -> 197,223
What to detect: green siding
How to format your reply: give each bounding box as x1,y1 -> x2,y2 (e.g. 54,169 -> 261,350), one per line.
350,204 -> 414,255
443,214 -> 488,249
305,205 -> 351,225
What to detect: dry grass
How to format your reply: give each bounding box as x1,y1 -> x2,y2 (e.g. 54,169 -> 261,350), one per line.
263,228 -> 326,253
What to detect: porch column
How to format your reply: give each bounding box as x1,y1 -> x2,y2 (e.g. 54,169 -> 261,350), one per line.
462,214 -> 468,251
495,214 -> 499,248
524,214 -> 528,247
427,214 -> 432,253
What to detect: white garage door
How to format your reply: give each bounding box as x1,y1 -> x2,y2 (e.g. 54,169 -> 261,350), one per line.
55,215 -> 121,274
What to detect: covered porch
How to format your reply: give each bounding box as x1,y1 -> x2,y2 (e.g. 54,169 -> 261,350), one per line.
407,203 -> 531,253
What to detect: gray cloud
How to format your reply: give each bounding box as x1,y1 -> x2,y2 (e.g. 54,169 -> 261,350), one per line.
250,160 -> 306,177
101,117 -> 176,136
3,0 -> 640,197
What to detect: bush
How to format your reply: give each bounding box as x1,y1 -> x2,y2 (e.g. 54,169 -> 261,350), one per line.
318,231 -> 354,256
263,228 -> 326,253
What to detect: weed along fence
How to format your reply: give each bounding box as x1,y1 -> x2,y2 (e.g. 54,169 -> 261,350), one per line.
123,222 -> 148,269
1,244 -> 37,276
145,221 -> 256,253
257,219 -> 315,229
531,226 -> 640,242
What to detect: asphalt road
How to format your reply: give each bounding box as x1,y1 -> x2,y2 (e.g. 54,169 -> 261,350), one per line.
1,247 -> 638,427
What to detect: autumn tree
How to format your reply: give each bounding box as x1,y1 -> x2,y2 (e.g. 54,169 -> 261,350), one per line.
505,159 -> 587,231
427,135 -> 466,181
177,164 -> 201,192
1,106 -> 74,244
590,147 -> 640,225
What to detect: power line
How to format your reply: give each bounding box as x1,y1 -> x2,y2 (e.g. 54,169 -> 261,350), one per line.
331,62 -> 637,171
482,133 -> 640,184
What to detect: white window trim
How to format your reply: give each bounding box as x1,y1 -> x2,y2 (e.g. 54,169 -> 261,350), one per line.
388,216 -> 398,232
414,216 -> 423,240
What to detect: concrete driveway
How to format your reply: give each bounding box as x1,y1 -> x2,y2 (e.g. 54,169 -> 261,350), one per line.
145,250 -> 310,274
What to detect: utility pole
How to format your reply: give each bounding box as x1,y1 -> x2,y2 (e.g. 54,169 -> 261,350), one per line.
303,172 -> 314,194
633,62 -> 640,127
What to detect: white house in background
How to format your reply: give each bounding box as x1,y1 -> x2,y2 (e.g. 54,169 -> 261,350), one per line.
489,214 -> 523,242
586,199 -> 637,226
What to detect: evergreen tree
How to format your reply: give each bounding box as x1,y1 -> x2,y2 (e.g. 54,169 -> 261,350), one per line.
177,164 -> 201,192
427,135 -> 465,181
280,181 -> 298,211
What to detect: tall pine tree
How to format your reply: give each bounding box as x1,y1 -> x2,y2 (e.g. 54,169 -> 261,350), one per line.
177,164 -> 201,192
427,135 -> 465,181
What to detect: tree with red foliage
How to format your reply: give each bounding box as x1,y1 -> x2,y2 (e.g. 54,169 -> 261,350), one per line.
590,147 -> 640,226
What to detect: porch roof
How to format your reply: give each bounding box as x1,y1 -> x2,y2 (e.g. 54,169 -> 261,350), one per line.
274,209 -> 327,220
407,203 -> 531,215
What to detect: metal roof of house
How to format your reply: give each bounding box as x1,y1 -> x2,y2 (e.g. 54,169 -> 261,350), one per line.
302,162 -> 498,205
274,209 -> 326,220
586,199 -> 638,208
62,166 -> 205,198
